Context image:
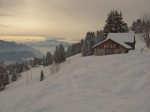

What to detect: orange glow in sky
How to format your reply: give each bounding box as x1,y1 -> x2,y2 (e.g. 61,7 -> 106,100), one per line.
0,0 -> 149,42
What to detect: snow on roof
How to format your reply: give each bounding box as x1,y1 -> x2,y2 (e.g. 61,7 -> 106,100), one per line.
93,32 -> 135,49
108,31 -> 135,43
93,38 -> 132,49
110,38 -> 132,49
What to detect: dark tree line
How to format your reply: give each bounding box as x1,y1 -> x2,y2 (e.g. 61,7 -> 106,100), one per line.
32,58 -> 43,67
65,30 -> 105,57
132,19 -> 150,33
82,32 -> 95,56
43,52 -> 53,66
0,65 -> 9,91
53,44 -> 66,64
66,40 -> 83,58
31,44 -> 66,67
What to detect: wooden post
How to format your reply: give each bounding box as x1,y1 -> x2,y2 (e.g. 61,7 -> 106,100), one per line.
31,70 -> 32,81
49,66 -> 51,76
55,64 -> 56,74
27,71 -> 28,87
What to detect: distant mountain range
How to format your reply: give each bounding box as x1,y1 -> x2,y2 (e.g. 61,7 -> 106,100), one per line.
0,40 -> 43,64
25,38 -> 72,55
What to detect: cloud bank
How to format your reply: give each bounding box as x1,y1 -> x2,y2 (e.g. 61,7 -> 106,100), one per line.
0,0 -> 149,41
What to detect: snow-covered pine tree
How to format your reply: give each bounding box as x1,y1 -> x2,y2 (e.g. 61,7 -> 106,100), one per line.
104,10 -> 129,36
46,52 -> 53,66
136,19 -> 143,33
81,39 -> 87,56
43,56 -> 47,66
40,70 -> 44,81
0,65 -> 6,91
82,32 -> 95,56
66,39 -> 83,58
132,21 -> 136,31
53,46 -> 61,63
95,30 -> 105,44
81,39 -> 84,48
16,63 -> 23,73
53,47 -> 57,63
59,44 -> 66,62
12,71 -> 17,82
66,46 -> 72,58
88,32 -> 95,56
5,73 -> 9,85
117,11 -> 129,32
131,19 -> 150,33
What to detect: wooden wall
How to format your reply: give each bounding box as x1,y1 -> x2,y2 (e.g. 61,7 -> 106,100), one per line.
94,39 -> 128,56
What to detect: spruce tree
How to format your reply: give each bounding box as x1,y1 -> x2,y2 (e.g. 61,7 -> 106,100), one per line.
104,10 -> 129,36
82,32 -> 95,56
40,70 -> 44,81
81,39 -> 84,48
66,46 -> 72,58
46,52 -> 53,66
132,21 -> 136,31
59,44 -> 66,62
95,30 -> 105,44
53,46 -> 61,63
43,56 -> 47,66
33,58 -> 38,67
12,72 -> 17,82
137,19 -> 143,33
88,32 -> 95,55
0,65 -> 6,91
5,73 -> 9,85
66,39 -> 83,58
132,19 -> 150,33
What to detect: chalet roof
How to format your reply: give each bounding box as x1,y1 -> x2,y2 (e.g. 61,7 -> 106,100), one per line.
93,38 -> 132,49
108,32 -> 135,43
93,32 -> 135,49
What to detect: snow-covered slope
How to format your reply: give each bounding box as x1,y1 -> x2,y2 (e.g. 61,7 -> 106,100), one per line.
0,35 -> 150,112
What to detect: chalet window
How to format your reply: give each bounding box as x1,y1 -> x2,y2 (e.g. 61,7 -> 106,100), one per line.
103,43 -> 118,49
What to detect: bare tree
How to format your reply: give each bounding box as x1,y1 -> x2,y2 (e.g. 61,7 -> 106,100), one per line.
141,29 -> 150,49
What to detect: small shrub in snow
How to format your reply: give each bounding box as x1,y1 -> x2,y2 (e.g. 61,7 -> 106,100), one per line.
40,70 -> 44,81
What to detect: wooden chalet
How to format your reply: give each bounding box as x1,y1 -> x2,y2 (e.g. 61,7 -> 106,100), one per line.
93,32 -> 135,56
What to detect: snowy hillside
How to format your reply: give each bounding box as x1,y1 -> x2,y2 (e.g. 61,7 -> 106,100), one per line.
0,34 -> 150,112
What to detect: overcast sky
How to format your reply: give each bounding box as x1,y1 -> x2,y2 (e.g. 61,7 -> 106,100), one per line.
0,0 -> 149,42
